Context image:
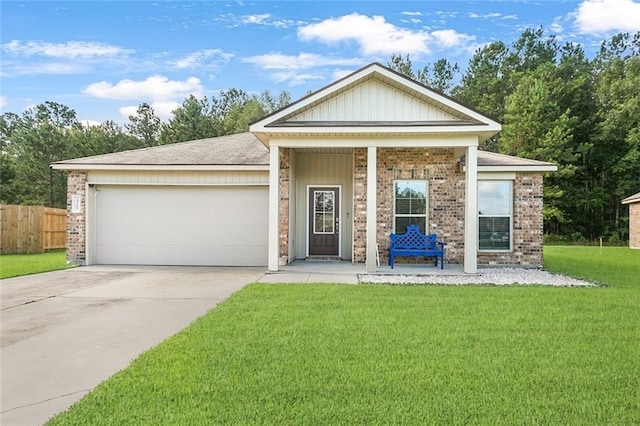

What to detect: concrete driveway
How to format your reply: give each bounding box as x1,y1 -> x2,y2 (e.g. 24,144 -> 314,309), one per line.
1,265 -> 265,426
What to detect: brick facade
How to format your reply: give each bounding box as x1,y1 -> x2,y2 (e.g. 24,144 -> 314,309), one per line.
350,148 -> 545,267
66,171 -> 87,265
279,148 -> 290,263
353,147 -> 466,265
477,174 -> 544,266
629,202 -> 640,249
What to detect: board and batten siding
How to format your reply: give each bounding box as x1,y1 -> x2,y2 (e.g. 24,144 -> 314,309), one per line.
289,79 -> 459,122
292,151 -> 353,260
87,170 -> 268,186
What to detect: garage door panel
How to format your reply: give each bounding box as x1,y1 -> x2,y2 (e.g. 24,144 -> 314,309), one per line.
95,186 -> 268,266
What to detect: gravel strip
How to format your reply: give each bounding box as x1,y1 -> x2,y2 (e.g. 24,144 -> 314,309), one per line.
358,268 -> 596,286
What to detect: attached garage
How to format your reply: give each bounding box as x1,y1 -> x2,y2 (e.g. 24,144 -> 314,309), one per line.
94,185 -> 268,266
52,133 -> 271,267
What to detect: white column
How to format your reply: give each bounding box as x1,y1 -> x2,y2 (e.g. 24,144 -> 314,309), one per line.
268,146 -> 280,272
366,146 -> 377,272
464,145 -> 478,273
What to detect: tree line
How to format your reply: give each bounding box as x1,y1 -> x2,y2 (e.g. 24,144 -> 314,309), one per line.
0,89 -> 291,209
388,29 -> 640,243
1,28 -> 638,242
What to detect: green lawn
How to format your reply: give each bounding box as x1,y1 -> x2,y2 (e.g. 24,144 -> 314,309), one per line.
47,247 -> 640,425
0,250 -> 74,279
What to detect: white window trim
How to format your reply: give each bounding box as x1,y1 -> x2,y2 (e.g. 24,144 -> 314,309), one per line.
393,180 -> 429,234
478,180 -> 513,253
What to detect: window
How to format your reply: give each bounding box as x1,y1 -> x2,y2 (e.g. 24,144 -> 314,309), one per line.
394,181 -> 428,233
313,190 -> 335,234
478,181 -> 512,251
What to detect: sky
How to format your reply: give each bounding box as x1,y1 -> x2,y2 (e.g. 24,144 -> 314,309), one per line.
2,0 -> 640,125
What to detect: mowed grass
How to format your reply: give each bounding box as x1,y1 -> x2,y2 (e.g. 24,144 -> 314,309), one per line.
0,250 -> 73,279
544,245 -> 639,289
48,247 -> 640,425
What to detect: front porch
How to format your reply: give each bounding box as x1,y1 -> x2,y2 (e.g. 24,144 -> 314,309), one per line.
257,259 -> 468,284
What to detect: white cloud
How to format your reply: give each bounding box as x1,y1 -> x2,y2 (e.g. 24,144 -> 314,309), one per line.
297,13 -> 475,56
240,13 -> 297,28
242,13 -> 271,24
0,96 -> 7,109
83,75 -> 203,102
270,71 -> 325,86
169,49 -> 234,69
243,52 -> 361,70
574,0 -> 640,33
430,30 -> 476,47
2,40 -> 133,58
80,120 -> 102,128
400,11 -> 423,16
468,12 -> 517,20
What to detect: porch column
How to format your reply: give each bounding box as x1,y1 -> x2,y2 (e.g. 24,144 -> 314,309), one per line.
268,146 -> 280,272
366,146 -> 377,272
464,145 -> 478,273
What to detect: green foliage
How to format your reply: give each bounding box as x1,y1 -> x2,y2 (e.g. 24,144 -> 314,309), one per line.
393,28 -> 639,241
125,103 -> 161,147
47,255 -> 640,424
0,250 -> 74,279
2,89 -> 291,207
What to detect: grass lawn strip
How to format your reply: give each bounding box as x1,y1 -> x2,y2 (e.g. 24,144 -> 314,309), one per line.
47,247 -> 640,425
0,250 -> 73,279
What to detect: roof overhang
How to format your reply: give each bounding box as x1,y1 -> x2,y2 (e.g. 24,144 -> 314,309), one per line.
50,164 -> 269,172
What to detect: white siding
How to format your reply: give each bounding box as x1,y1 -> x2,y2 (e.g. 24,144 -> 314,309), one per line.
88,170 -> 268,186
293,152 -> 353,260
289,79 -> 459,122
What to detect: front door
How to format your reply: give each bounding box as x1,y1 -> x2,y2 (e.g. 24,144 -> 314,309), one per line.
308,187 -> 340,256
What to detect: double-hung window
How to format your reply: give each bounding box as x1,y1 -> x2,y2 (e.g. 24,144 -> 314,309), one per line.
478,181 -> 512,251
394,180 -> 428,233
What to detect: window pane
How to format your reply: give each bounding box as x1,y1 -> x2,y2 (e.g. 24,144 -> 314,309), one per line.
395,198 -> 411,214
478,181 -> 511,216
411,198 -> 426,214
479,217 -> 510,250
395,217 -> 426,234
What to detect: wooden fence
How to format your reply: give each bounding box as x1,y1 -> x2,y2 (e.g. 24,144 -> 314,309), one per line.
0,205 -> 67,254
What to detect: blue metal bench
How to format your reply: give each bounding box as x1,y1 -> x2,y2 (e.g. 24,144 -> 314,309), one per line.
389,224 -> 446,269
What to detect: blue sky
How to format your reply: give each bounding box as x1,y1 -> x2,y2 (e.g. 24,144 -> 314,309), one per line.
2,0 -> 639,125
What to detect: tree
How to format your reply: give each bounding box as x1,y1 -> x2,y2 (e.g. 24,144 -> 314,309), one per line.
8,102 -> 81,207
387,54 -> 460,94
159,95 -> 216,144
125,103 -> 161,147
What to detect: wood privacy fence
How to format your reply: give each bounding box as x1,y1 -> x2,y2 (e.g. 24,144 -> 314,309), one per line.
0,205 -> 67,254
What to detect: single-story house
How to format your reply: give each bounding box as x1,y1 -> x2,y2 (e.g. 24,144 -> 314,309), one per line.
52,62 -> 557,273
622,192 -> 640,249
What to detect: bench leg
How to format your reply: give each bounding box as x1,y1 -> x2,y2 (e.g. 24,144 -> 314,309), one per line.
440,255 -> 444,270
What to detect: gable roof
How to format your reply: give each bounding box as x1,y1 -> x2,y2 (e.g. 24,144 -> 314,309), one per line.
51,132 -> 268,171
622,192 -> 640,205
250,62 -> 501,144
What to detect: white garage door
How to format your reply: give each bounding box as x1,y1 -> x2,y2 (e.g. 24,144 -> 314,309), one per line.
94,185 -> 268,266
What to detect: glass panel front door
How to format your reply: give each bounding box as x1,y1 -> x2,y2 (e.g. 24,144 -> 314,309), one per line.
308,187 -> 339,256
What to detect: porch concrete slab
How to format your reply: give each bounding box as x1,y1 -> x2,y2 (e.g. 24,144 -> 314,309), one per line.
1,266 -> 264,426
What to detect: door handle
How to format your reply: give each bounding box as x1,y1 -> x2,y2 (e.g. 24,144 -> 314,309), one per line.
335,217 -> 339,233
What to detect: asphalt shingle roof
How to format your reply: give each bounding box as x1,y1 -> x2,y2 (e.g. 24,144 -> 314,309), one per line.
53,131 -> 555,170
53,132 -> 268,166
